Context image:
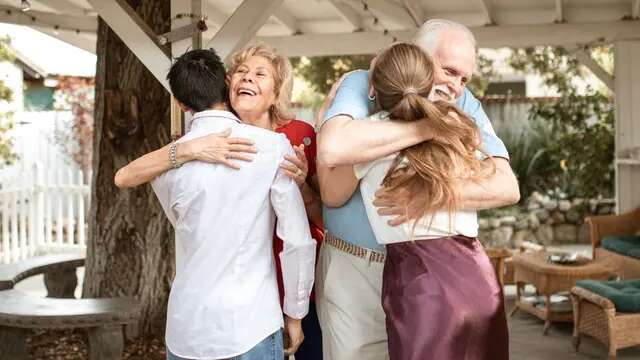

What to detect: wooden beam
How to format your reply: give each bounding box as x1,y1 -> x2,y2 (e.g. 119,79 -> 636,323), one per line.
350,0 -> 415,27
170,0 -> 204,136
258,31 -> 404,57
473,20 -> 640,47
33,0 -> 90,16
33,26 -> 96,53
86,0 -> 171,91
206,0 -> 284,61
633,0 -> 640,19
273,8 -> 299,35
256,20 -> 640,56
571,47 -> 615,91
471,0 -> 495,25
191,0 -> 202,49
0,5 -> 96,32
201,2 -> 230,27
555,0 -> 564,23
328,0 -> 362,31
402,0 -> 426,26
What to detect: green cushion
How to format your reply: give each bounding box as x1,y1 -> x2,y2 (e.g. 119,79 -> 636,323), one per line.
576,279 -> 640,312
601,235 -> 640,259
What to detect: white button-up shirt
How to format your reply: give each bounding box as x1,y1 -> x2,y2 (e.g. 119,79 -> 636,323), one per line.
151,110 -> 316,359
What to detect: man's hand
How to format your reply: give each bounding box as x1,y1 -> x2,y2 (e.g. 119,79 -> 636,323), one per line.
283,315 -> 304,356
180,128 -> 257,169
373,186 -> 426,226
373,158 -> 520,222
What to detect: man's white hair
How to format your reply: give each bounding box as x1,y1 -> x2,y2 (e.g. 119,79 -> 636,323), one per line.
412,19 -> 477,55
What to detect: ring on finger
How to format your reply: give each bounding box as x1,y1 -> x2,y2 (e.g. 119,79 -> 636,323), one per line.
296,168 -> 303,176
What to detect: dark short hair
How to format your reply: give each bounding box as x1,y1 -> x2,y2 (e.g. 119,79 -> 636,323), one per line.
167,49 -> 228,112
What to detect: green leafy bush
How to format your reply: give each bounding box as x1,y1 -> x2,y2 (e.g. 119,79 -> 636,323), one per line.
505,46 -> 614,199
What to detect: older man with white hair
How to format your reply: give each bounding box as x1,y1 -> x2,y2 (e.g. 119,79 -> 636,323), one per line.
315,19 -> 518,360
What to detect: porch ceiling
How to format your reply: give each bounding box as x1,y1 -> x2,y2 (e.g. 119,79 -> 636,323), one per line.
0,0 -> 637,56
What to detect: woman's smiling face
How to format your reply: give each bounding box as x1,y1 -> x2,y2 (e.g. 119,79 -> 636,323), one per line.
228,55 -> 277,121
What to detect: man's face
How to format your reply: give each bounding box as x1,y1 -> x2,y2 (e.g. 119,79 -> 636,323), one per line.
429,30 -> 476,102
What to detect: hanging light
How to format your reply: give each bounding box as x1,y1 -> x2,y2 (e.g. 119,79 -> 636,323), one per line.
20,0 -> 31,12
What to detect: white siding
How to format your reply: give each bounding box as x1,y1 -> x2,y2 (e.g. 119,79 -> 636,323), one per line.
614,40 -> 640,213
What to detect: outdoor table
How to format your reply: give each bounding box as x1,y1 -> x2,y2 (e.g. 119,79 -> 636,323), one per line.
510,250 -> 613,335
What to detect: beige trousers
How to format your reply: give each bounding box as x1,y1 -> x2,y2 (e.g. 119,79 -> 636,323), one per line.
315,240 -> 389,360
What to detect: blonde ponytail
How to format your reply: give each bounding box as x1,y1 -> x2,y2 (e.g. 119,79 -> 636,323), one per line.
371,43 -> 495,218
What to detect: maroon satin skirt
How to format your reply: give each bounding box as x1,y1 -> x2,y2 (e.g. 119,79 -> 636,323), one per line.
382,236 -> 509,360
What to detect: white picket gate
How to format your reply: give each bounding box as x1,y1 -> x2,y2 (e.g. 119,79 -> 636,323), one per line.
0,162 -> 90,264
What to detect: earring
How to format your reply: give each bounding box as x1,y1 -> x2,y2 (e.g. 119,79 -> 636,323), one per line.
368,93 -> 376,101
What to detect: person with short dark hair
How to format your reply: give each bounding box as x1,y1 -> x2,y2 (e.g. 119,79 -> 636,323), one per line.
149,48 -> 316,360
166,49 -> 228,112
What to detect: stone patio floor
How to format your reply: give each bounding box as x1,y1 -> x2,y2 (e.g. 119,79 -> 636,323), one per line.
505,294 -> 640,359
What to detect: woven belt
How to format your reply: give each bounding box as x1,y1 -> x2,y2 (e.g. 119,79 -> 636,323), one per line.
324,232 -> 386,263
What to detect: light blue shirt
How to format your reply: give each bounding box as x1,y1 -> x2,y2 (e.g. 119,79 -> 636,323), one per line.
322,70 -> 509,251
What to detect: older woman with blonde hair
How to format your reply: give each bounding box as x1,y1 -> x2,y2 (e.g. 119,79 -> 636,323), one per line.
115,43 -> 324,359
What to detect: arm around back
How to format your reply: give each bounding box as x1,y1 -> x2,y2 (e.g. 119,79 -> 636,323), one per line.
317,70 -> 434,167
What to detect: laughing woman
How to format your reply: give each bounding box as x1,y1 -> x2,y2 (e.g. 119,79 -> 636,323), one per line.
114,44 -> 324,360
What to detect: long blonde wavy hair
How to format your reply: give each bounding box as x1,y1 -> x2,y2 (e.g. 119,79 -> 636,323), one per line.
371,43 -> 495,219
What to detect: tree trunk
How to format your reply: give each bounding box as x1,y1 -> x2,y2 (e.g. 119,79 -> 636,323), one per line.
83,0 -> 173,335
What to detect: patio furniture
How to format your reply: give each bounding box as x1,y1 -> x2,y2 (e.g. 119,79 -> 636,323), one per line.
503,241 -> 546,286
486,247 -> 511,286
571,280 -> 640,360
510,250 -> 613,334
586,208 -> 640,279
0,289 -> 141,359
0,253 -> 85,295
0,255 -> 141,359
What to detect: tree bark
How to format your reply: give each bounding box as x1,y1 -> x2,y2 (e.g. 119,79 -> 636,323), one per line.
83,0 -> 173,335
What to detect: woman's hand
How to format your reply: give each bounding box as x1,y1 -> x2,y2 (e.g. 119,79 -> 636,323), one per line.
181,128 -> 257,169
280,144 -> 308,187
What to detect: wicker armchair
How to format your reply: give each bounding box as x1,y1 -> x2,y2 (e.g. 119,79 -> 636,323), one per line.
586,208 -> 640,279
571,286 -> 640,360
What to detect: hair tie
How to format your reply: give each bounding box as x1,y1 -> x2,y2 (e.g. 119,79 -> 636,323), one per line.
403,87 -> 417,96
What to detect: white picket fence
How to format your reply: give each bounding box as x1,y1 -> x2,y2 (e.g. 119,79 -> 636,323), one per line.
0,163 -> 90,264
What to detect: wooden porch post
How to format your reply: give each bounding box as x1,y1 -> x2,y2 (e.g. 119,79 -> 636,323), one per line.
614,40 -> 640,213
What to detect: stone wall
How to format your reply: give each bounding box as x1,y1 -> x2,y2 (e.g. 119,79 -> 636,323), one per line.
479,192 -> 615,249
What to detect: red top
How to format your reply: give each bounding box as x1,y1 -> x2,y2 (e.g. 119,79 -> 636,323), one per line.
273,119 -> 324,304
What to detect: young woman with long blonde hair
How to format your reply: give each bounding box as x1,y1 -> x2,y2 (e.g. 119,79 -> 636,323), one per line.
322,42 -> 509,359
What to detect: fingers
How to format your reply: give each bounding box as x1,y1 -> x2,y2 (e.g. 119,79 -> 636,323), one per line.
284,333 -> 304,356
280,163 -> 298,173
376,206 -> 404,217
227,144 -> 257,154
387,215 -> 407,227
217,158 -> 241,170
372,197 -> 394,207
227,137 -> 255,146
283,154 -> 306,171
281,169 -> 305,186
225,153 -> 254,162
